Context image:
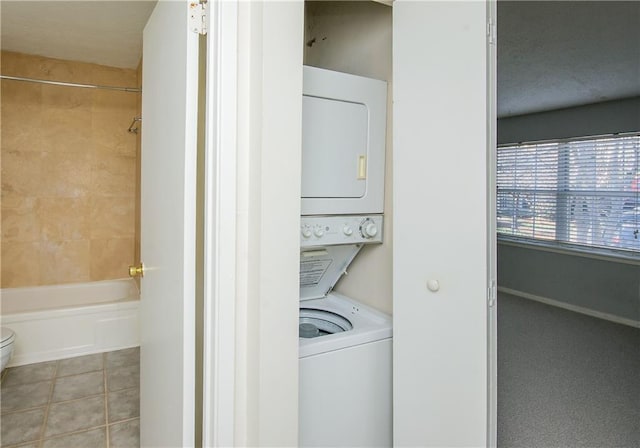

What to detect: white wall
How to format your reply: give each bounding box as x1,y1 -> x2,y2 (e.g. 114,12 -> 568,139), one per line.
304,0 -> 393,314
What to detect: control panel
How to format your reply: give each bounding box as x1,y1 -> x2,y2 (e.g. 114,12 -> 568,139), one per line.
300,215 -> 383,247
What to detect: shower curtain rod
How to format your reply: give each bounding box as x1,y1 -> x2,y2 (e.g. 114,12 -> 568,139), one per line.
0,75 -> 141,93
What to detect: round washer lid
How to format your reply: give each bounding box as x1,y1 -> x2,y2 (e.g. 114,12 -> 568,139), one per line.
1,327 -> 15,346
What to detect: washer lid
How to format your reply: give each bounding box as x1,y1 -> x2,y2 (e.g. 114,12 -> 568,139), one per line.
1,327 -> 15,345
300,244 -> 362,301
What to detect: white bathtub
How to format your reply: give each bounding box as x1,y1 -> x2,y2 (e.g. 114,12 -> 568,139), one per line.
0,279 -> 140,366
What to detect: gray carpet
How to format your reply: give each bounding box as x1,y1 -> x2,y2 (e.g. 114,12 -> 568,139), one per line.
497,293 -> 640,448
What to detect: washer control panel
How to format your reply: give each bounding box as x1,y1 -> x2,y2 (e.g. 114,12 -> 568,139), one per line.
300,215 -> 383,246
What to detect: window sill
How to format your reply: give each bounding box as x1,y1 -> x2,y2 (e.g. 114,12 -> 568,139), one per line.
497,237 -> 640,266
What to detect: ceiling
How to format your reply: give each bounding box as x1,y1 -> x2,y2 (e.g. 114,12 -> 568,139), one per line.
1,1 -> 156,69
498,1 -> 640,118
1,1 -> 638,117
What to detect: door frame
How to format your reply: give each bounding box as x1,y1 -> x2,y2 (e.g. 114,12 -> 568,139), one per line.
202,0 -> 239,446
201,1 -> 304,446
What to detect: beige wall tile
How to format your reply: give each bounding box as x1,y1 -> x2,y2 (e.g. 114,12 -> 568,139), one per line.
92,90 -> 138,114
1,80 -> 42,105
92,110 -> 137,157
1,197 -> 40,243
42,152 -> 92,197
1,51 -> 48,79
41,108 -> 92,153
40,197 -> 90,241
1,52 -> 140,288
1,151 -> 45,197
39,240 -> 90,285
90,197 -> 135,239
1,241 -> 41,288
90,238 -> 134,281
91,65 -> 137,88
37,56 -> 94,85
1,104 -> 43,152
91,154 -> 136,197
42,84 -> 92,111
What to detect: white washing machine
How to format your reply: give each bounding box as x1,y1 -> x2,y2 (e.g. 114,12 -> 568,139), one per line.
299,215 -> 392,447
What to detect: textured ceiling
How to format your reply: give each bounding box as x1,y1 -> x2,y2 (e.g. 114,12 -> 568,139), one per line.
498,1 -> 640,118
1,1 -> 157,69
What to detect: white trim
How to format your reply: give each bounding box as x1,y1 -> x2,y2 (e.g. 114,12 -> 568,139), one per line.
203,0 -> 238,446
498,239 -> 640,266
498,287 -> 640,328
486,1 -> 498,446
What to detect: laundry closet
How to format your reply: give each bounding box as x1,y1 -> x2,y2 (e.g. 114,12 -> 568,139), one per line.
303,0 -> 393,315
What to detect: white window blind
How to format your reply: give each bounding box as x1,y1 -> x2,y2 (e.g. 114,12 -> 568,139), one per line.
497,134 -> 640,255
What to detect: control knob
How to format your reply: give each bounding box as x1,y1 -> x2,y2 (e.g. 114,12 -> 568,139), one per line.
301,225 -> 312,238
313,225 -> 325,238
360,219 -> 378,239
343,225 -> 353,236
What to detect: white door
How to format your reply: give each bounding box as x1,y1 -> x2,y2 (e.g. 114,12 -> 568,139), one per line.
139,1 -> 200,446
393,1 -> 496,446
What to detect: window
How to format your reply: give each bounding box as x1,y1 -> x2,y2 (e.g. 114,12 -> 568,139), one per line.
497,134 -> 640,255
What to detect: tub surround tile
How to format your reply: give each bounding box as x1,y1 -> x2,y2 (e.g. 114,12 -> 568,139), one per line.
92,110 -> 137,157
41,109 -> 92,154
41,84 -> 92,111
37,55 -> 94,86
0,381 -> 52,413
56,354 -> 103,377
1,202 -> 41,243
1,151 -> 45,197
39,240 -> 90,285
89,238 -> 135,281
1,81 -> 42,105
1,51 -> 51,79
90,197 -> 135,238
52,371 -> 104,403
1,104 -> 43,153
41,152 -> 92,198
41,428 -> 107,448
108,388 -> 140,422
91,155 -> 137,198
109,418 -> 140,448
91,66 -> 137,89
39,197 -> 90,242
2,50 -> 139,288
0,362 -> 56,388
0,407 -> 45,446
0,241 -> 42,288
45,395 -> 105,438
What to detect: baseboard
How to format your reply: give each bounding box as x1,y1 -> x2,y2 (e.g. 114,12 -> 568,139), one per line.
3,301 -> 140,367
498,287 -> 640,329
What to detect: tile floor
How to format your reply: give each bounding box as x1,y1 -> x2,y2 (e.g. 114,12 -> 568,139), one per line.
0,348 -> 139,448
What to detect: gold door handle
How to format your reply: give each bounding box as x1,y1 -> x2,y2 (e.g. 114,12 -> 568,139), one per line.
129,263 -> 144,278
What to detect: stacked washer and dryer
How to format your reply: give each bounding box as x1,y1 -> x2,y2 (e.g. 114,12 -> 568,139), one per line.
298,66 -> 392,447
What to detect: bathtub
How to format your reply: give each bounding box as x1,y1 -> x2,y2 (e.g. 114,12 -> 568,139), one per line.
0,279 -> 140,367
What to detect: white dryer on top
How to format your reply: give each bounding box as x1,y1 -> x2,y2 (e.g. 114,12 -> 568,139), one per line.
301,66 -> 388,216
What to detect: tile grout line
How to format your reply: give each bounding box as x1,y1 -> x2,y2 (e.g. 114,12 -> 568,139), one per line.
36,360 -> 58,448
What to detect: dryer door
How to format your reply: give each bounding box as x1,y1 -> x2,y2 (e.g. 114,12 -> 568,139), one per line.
302,66 -> 387,215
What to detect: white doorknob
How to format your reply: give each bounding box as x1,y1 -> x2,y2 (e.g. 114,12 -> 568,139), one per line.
427,279 -> 440,292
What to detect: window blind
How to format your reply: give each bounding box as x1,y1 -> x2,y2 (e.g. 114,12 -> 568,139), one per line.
497,134 -> 640,254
